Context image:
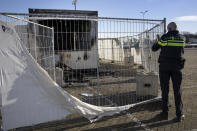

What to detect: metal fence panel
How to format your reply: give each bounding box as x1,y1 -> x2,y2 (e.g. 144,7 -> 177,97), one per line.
14,13 -> 164,107
0,14 -> 56,81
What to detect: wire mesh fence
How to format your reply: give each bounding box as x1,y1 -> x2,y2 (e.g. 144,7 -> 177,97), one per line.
3,13 -> 164,106
25,13 -> 165,107
1,12 -> 164,112
0,14 -> 56,81
96,18 -> 164,106
1,12 -> 197,130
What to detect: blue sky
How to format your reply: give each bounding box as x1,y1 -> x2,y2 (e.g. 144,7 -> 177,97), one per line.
1,0 -> 197,33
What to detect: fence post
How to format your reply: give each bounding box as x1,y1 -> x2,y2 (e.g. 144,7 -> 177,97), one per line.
52,27 -> 56,82
163,18 -> 166,33
34,24 -> 37,61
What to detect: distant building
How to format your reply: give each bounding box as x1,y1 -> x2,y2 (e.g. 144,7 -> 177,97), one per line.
189,38 -> 197,43
182,33 -> 197,44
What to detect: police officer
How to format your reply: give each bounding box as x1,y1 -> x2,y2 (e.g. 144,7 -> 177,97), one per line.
152,22 -> 185,122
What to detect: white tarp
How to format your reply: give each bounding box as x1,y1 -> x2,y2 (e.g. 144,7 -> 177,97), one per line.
0,20 -> 160,131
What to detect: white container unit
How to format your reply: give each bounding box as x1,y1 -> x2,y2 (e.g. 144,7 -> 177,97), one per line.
98,38 -> 134,65
29,8 -> 99,71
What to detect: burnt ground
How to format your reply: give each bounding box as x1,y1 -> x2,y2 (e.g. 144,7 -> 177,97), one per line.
4,48 -> 197,131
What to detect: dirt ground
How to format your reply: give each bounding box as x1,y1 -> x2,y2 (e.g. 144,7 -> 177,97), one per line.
5,48 -> 197,131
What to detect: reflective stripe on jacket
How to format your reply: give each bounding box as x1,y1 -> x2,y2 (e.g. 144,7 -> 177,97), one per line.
158,37 -> 185,47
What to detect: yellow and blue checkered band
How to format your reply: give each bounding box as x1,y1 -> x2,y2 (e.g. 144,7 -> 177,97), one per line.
158,37 -> 185,47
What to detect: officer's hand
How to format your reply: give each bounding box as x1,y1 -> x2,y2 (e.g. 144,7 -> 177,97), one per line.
156,34 -> 160,41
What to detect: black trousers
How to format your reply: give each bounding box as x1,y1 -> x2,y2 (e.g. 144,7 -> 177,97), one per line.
159,68 -> 183,117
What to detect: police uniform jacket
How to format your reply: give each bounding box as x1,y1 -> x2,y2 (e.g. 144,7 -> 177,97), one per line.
152,31 -> 185,70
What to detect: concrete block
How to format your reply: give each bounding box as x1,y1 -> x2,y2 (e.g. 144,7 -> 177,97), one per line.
55,68 -> 64,87
124,56 -> 134,66
136,71 -> 159,97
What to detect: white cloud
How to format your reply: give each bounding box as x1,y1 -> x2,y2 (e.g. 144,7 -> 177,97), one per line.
174,16 -> 197,21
